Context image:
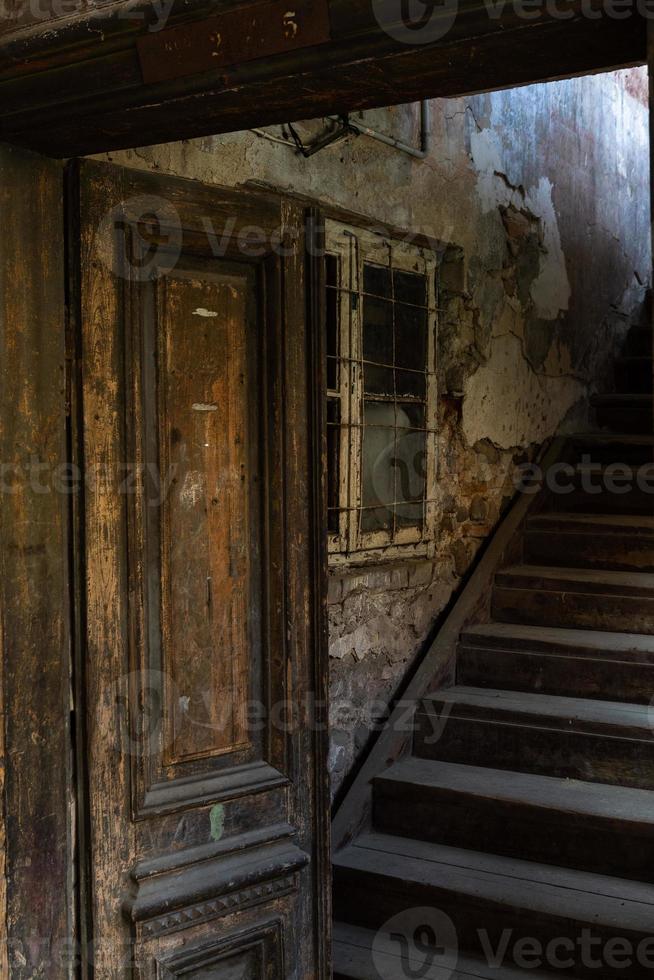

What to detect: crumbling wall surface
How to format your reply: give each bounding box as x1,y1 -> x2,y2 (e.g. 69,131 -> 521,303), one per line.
99,67 -> 650,796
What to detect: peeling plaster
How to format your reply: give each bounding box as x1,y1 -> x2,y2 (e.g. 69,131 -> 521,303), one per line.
470,128 -> 570,321
528,178 -> 571,320
462,332 -> 584,449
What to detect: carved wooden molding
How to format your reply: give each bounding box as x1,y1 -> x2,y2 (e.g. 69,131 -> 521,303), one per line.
139,761 -> 288,818
133,821 -> 295,880
143,874 -> 298,939
155,918 -> 284,976
126,838 -> 307,938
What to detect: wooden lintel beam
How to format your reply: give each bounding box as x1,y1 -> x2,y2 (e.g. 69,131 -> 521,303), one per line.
0,1 -> 647,157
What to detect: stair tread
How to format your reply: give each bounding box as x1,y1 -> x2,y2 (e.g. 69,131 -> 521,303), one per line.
333,922 -> 572,980
421,685 -> 654,735
500,564 -> 654,584
496,564 -> 654,596
376,757 -> 654,828
462,622 -> 654,658
335,832 -> 654,930
528,512 -> 654,532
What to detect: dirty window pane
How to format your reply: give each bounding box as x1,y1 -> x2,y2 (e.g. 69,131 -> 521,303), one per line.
393,424 -> 427,524
361,402 -> 395,531
327,398 -> 341,534
395,304 -> 427,371
395,369 -> 425,399
361,402 -> 427,533
395,500 -> 424,527
394,269 -> 427,307
396,402 -> 425,429
326,254 -> 340,391
324,241 -> 433,553
364,365 -> 395,397
364,263 -> 392,298
363,296 -> 394,365
360,265 -> 430,538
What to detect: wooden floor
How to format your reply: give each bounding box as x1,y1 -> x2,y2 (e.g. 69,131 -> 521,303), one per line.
333,316 -> 654,978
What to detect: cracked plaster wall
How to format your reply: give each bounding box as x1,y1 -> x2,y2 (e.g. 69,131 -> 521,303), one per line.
97,67 -> 651,797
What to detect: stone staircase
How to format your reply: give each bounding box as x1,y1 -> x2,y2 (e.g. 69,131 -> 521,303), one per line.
332,318 -> 654,978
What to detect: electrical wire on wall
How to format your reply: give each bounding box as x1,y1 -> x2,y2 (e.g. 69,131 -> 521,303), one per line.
251,101 -> 431,160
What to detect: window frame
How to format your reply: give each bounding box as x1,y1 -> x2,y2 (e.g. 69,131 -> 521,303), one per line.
325,220 -> 439,567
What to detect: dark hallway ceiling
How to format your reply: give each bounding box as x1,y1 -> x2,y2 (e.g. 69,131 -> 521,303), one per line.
0,0 -> 647,157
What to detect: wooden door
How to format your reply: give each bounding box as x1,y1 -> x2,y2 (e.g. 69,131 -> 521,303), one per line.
71,161 -> 329,978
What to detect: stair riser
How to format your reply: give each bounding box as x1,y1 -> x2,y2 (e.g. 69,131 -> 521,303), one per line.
413,713 -> 654,788
524,530 -> 654,571
334,868 -> 654,980
548,487 -> 654,515
624,332 -> 653,357
492,587 -> 654,635
334,936 -> 589,980
457,646 -> 654,705
615,361 -> 653,393
595,406 -> 653,435
570,444 -> 654,468
373,781 -> 654,882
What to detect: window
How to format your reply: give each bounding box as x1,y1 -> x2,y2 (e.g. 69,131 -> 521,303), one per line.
325,221 -> 439,564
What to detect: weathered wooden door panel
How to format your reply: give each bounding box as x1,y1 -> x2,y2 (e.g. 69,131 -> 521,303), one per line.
74,161 -> 329,978
0,143 -> 73,979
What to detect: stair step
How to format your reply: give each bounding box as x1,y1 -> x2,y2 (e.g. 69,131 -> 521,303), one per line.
525,513 -> 654,571
492,564 -> 654,634
458,622 -> 654,702
623,326 -> 652,357
373,757 -> 654,881
413,686 -> 654,787
333,833 -> 654,978
545,463 -> 654,515
615,356 -> 653,393
592,393 -> 653,434
333,922 -> 575,980
568,433 -> 654,468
